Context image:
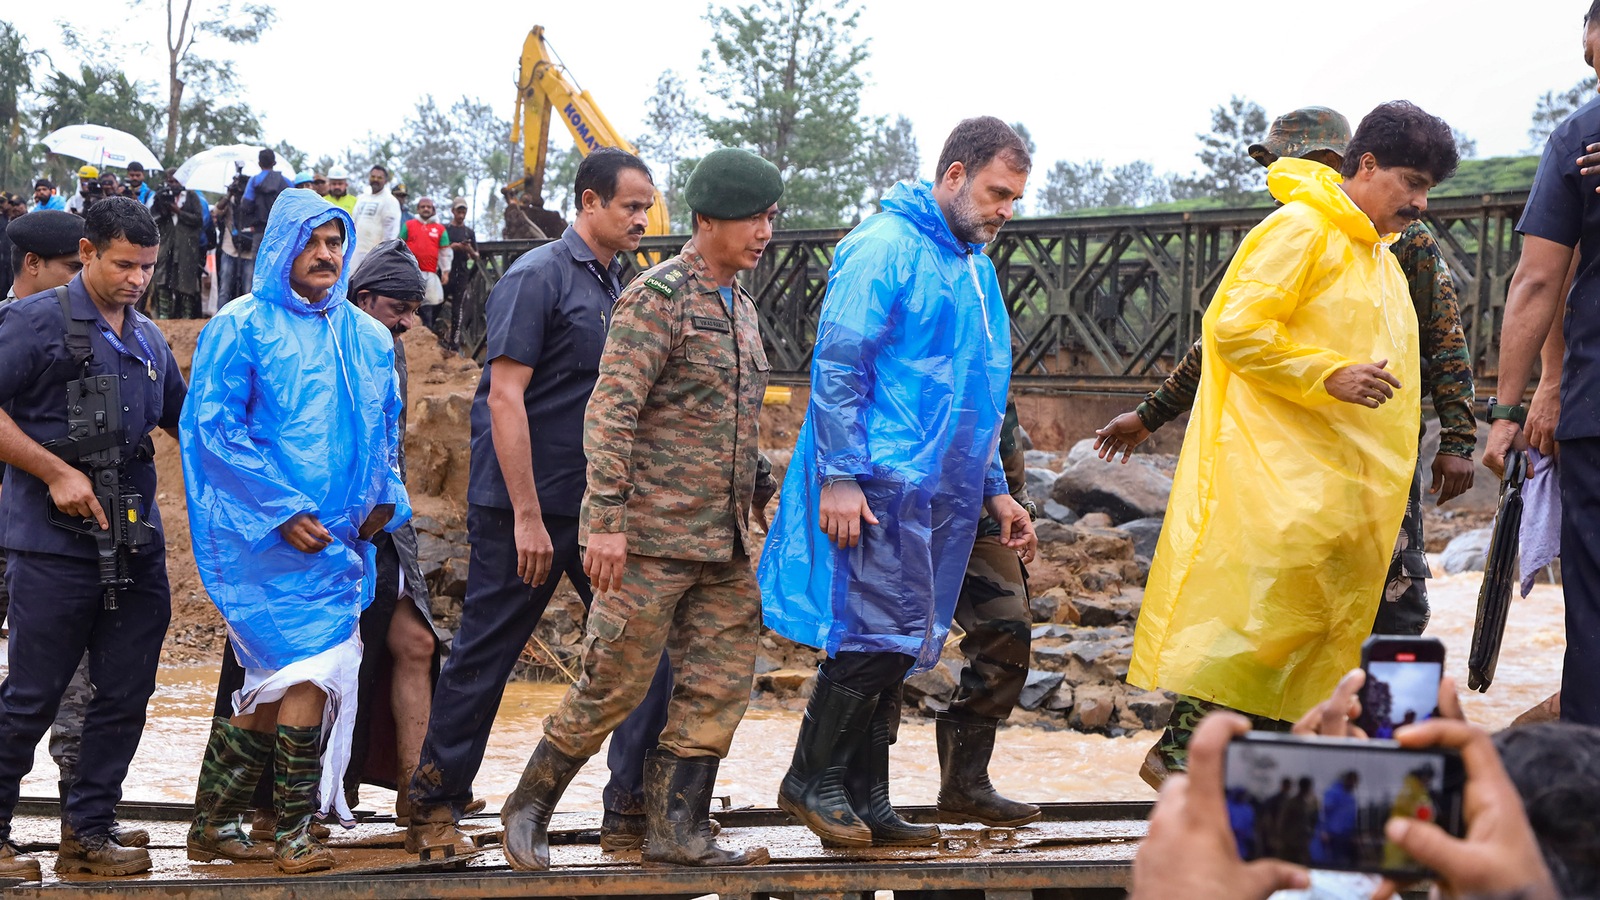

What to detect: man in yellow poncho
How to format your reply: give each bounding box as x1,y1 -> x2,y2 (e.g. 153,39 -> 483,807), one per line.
1129,102 -> 1460,734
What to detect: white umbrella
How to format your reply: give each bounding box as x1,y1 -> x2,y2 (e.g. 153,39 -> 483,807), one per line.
173,144 -> 298,194
41,124 -> 160,170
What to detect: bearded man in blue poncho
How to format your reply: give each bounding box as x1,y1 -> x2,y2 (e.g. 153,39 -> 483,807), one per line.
179,189 -> 411,874
760,117 -> 1037,848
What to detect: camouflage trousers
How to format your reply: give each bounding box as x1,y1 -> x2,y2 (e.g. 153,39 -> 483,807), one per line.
1154,696 -> 1292,772
1374,463 -> 1431,637
151,288 -> 201,320
947,535 -> 1032,722
543,551 -> 761,760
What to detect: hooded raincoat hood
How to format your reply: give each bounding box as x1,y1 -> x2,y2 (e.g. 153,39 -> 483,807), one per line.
1127,157 -> 1420,720
181,188 -> 412,670
759,180 -> 1011,672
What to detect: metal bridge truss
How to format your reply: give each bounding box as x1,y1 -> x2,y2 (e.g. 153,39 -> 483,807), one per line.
457,193 -> 1527,391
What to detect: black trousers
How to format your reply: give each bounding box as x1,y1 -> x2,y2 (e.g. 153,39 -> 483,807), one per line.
0,549 -> 170,839
410,506 -> 666,815
819,651 -> 917,697
1561,437 -> 1600,726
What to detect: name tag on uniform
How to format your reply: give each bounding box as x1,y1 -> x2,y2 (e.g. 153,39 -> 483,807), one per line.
692,316 -> 731,334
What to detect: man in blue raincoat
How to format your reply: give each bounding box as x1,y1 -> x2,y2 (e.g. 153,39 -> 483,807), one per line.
179,189 -> 411,875
760,117 -> 1036,848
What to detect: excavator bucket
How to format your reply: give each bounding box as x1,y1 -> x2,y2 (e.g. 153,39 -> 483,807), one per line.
1468,450 -> 1528,692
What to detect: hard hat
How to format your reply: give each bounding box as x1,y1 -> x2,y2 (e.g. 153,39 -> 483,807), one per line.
327,165 -> 350,180
77,165 -> 99,179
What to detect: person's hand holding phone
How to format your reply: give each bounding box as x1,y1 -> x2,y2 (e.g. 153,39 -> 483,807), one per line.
1372,719 -> 1560,900
1130,712 -> 1311,900
1293,668 -> 1465,739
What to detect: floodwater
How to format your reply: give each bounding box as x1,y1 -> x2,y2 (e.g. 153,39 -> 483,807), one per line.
8,566 -> 1566,811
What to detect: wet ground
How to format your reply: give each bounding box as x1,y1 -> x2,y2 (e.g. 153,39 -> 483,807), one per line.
6,565 -> 1567,814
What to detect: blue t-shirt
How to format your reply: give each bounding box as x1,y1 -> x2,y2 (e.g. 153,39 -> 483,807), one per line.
718,286 -> 734,311
35,195 -> 66,212
1519,93 -> 1600,439
0,277 -> 187,558
466,227 -> 621,516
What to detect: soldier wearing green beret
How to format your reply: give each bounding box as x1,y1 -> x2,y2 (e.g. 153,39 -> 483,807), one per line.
500,148 -> 781,871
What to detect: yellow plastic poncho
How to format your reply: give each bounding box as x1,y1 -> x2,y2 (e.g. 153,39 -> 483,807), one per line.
1128,158 -> 1420,722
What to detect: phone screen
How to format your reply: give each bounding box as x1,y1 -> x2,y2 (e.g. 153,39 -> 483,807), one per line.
1358,637 -> 1445,738
1224,735 -> 1463,878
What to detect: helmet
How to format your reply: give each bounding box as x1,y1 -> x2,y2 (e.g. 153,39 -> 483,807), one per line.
77,164 -> 100,179
327,165 -> 350,181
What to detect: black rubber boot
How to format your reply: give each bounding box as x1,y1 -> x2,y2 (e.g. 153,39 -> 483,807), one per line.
776,671 -> 876,847
501,739 -> 586,871
846,686 -> 939,846
935,714 -> 1041,827
642,751 -> 769,867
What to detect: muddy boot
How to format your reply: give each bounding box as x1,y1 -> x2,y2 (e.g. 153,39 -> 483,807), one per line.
847,686 -> 939,846
60,781 -> 150,850
273,724 -> 334,875
250,808 -> 330,842
0,837 -> 41,881
55,831 -> 151,876
777,671 -> 875,847
935,714 -> 1041,827
642,751 -> 769,867
501,738 -> 586,871
404,803 -> 476,860
600,791 -> 645,852
188,718 -> 275,862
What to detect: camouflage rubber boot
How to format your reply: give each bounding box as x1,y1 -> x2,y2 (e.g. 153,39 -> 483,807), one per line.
501,738 -> 586,871
1143,697 -> 1291,789
641,751 -> 769,867
54,831 -> 151,876
846,685 -> 939,846
0,837 -> 41,882
934,713 -> 1041,827
776,671 -> 876,848
188,718 -> 275,862
272,724 -> 333,875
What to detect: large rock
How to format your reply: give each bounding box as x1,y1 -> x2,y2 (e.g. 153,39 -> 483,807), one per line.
1070,684 -> 1116,731
1116,517 -> 1164,559
1041,500 -> 1078,524
1052,458 -> 1172,525
1017,670 -> 1064,711
1025,467 -> 1059,501
1440,527 -> 1492,574
1024,449 -> 1058,469
1064,438 -> 1101,469
1033,520 -> 1078,545
903,663 -> 958,704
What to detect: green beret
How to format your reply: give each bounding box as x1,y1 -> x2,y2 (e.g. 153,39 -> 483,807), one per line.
684,148 -> 783,220
7,210 -> 84,259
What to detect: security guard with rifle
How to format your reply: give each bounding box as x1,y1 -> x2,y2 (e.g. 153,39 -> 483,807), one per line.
0,197 -> 185,879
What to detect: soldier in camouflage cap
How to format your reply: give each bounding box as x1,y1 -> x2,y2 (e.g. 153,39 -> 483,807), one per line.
1247,106 -> 1352,169
500,148 -> 781,871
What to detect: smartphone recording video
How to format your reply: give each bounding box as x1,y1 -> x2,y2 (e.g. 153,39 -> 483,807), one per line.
1357,636 -> 1445,738
1223,733 -> 1464,879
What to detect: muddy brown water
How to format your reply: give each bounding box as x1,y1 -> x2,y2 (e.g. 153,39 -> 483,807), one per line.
8,567 -> 1565,811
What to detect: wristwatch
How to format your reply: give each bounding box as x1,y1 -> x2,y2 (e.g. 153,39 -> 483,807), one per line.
1486,396 -> 1527,426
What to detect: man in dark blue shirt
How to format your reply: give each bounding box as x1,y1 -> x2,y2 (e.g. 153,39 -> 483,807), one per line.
1485,1 -> 1600,727
404,149 -> 670,857
0,198 -> 185,879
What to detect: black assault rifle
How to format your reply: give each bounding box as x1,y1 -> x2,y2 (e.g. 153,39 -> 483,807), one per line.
40,287 -> 156,610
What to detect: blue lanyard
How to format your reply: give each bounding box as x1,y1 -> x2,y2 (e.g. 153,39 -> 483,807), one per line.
98,320 -> 159,381
582,259 -> 620,302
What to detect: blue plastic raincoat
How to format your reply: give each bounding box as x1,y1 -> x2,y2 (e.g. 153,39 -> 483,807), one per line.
759,180 -> 1011,672
180,188 -> 412,671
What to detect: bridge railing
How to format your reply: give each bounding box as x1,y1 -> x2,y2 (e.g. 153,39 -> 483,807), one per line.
453,192 -> 1528,386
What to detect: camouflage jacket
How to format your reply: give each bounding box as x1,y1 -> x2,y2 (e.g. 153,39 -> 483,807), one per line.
1135,221 -> 1477,459
580,240 -> 771,561
975,400 -> 1028,539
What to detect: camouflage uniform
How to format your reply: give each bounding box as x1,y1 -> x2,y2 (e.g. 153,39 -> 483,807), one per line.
948,402 -> 1033,721
542,240 -> 770,760
1138,220 -> 1476,770
48,658 -> 93,787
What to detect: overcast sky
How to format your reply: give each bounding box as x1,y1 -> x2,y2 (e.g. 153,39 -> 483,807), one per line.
9,0 -> 1593,188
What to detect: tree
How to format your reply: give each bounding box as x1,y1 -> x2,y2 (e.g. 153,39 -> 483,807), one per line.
1009,122 -> 1037,157
1184,95 -> 1269,201
541,140 -> 584,219
700,0 -> 873,228
0,20 -> 48,191
1450,127 -> 1478,160
155,0 -> 274,163
1037,159 -> 1108,213
862,114 -> 919,212
1529,76 -> 1598,149
1105,160 -> 1170,207
634,69 -> 703,230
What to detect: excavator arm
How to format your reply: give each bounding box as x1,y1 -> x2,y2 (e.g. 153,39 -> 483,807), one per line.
510,26 -> 671,236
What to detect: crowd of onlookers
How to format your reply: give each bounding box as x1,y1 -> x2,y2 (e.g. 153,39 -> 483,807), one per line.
2,149 -> 499,339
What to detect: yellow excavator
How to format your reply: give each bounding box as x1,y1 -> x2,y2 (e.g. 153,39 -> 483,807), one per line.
509,26 -> 671,235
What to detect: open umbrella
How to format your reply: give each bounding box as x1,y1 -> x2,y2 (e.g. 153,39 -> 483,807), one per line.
42,124 -> 160,170
173,144 -> 297,195
1469,449 -> 1528,692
